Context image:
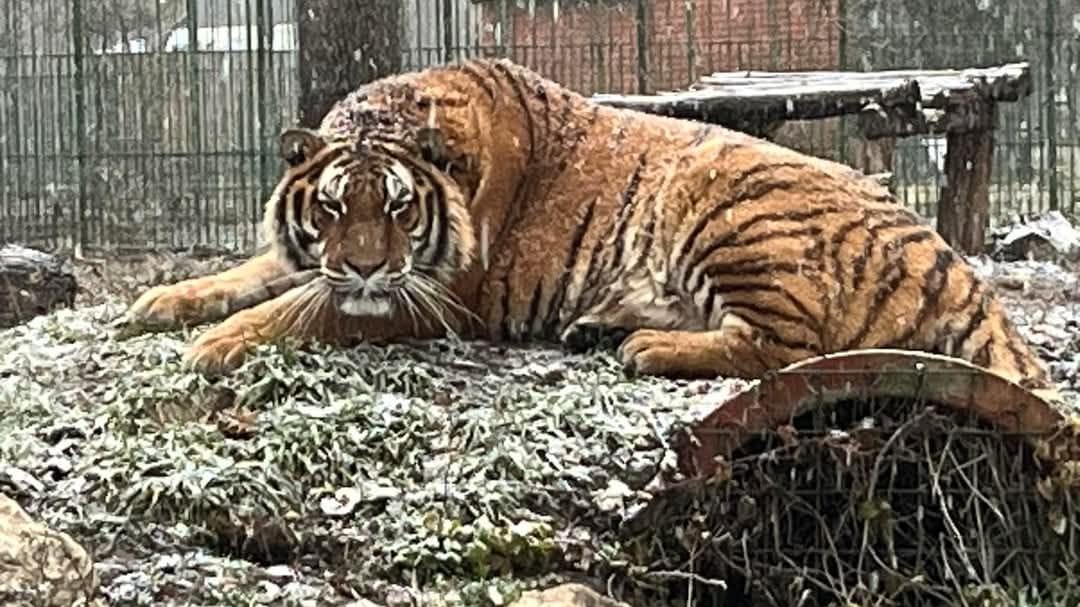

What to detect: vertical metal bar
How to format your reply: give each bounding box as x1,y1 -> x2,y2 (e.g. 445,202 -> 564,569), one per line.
1068,31 -> 1077,214
443,0 -> 454,63
550,0 -> 558,83
257,0 -> 270,248
635,0 -> 648,94
836,0 -> 849,165
684,0 -> 695,85
72,0 -> 87,255
1044,0 -> 1057,211
766,0 -> 779,69
186,0 -> 202,247
497,0 -> 508,58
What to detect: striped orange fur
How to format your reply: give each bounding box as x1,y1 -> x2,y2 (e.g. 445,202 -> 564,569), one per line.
125,58 -> 1057,399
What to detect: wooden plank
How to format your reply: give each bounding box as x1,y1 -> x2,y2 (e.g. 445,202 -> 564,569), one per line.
693,62 -> 1032,108
592,79 -> 921,137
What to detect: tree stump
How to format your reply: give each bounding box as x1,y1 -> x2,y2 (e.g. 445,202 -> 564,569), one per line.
0,244 -> 78,329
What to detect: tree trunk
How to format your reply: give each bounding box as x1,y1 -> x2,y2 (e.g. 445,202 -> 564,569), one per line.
0,245 -> 78,329
296,0 -> 402,129
937,104 -> 996,256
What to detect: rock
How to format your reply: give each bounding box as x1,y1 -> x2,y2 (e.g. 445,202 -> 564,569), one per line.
510,583 -> 631,607
991,211 -> 1080,262
0,244 -> 78,329
0,495 -> 98,606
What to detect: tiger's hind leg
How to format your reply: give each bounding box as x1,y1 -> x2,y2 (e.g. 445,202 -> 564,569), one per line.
617,316 -> 814,380
126,250 -> 292,330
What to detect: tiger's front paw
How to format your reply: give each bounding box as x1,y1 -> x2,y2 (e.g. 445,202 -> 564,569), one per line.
618,329 -> 688,377
126,281 -> 230,330
182,321 -> 261,376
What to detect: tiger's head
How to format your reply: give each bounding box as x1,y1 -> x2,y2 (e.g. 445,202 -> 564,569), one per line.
266,127 -> 478,319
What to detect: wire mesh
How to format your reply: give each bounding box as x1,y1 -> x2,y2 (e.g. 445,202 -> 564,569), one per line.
0,0 -> 1077,253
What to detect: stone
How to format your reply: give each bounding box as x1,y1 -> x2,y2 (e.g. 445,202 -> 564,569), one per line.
0,244 -> 78,329
0,495 -> 98,606
509,583 -> 631,607
992,211 -> 1080,262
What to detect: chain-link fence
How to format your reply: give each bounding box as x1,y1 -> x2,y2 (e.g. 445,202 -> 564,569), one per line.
1,0 -> 1077,254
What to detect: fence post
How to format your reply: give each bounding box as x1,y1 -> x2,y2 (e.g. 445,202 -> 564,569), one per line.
256,0 -> 271,218
1043,0 -> 1057,211
71,0 -> 87,256
635,0 -> 649,94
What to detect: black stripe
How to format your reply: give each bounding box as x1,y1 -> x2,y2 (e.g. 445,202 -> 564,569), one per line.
842,263 -> 906,349
526,280 -> 545,337
532,81 -> 551,143
721,300 -> 811,327
495,177 -> 534,339
1005,331 -> 1031,378
707,281 -> 819,328
567,206 -> 609,319
454,62 -> 496,101
430,182 -> 450,265
686,211 -> 831,293
416,189 -> 438,258
498,277 -> 513,340
704,260 -> 806,280
626,194 -> 659,272
611,119 -> 627,146
893,248 -> 954,347
676,180 -> 804,285
605,153 -> 648,272
848,218 -> 922,294
561,93 -> 596,161
272,147 -> 345,236
691,125 -> 714,146
392,154 -> 448,262
491,61 -> 536,162
543,198 -> 599,337
841,231 -> 937,350
729,312 -> 819,354
674,161 -> 808,270
974,337 -> 993,368
952,287 -> 991,356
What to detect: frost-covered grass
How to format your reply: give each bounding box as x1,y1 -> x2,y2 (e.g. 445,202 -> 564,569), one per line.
2,253 -> 1079,606
0,298 -> 741,606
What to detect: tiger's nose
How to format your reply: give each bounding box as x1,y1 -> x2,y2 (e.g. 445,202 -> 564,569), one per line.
343,260 -> 385,278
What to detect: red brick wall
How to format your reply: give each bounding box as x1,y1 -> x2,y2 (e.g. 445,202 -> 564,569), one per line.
475,0 -> 841,95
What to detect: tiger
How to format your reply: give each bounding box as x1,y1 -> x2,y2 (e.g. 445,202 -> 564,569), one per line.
124,57 -> 1060,403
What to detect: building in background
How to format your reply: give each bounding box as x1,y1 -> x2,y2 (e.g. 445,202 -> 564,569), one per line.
471,0 -> 841,95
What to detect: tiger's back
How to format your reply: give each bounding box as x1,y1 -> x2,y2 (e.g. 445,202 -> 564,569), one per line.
381,64 -> 1050,393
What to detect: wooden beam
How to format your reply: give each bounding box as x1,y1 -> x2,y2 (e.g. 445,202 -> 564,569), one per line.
858,102 -> 997,139
592,79 -> 921,138
694,62 -> 1032,109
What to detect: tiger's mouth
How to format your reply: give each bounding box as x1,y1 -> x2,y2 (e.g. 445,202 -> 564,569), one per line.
334,289 -> 395,317
321,260 -> 405,317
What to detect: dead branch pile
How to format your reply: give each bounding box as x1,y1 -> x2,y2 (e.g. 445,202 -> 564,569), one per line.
616,393 -> 1080,606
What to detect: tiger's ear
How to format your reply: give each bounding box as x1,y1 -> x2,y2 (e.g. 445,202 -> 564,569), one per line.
415,126 -> 450,168
279,128 -> 326,166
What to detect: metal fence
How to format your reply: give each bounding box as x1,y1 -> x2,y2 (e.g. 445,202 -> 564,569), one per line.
1,0 -> 1077,254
